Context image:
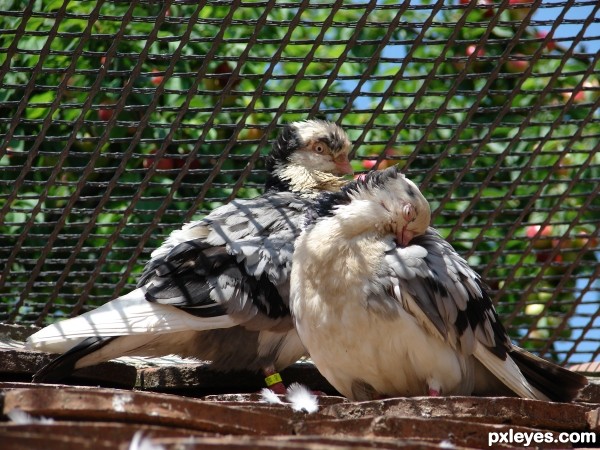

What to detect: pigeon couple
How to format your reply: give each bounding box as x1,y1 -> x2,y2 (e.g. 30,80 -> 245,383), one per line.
28,120 -> 587,402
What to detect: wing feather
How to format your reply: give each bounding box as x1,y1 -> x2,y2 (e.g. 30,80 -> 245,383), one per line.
382,228 -> 510,359
138,192 -> 309,328
382,228 -> 588,401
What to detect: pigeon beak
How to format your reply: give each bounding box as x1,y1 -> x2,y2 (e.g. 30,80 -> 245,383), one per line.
334,156 -> 354,175
397,204 -> 417,246
398,226 -> 415,247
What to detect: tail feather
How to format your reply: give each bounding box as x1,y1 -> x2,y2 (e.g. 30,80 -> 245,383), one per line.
473,343 -> 549,401
26,288 -> 147,351
32,336 -> 115,383
32,330 -> 207,383
26,287 -> 237,353
510,346 -> 588,403
27,286 -> 239,383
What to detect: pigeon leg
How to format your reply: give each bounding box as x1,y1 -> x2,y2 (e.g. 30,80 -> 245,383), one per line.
263,366 -> 287,394
427,380 -> 441,396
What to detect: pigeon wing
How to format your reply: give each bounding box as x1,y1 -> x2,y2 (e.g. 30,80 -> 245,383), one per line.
381,228 -> 545,399
137,192 -> 310,328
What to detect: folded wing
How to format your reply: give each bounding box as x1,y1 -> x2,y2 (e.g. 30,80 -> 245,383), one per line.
380,228 -> 586,401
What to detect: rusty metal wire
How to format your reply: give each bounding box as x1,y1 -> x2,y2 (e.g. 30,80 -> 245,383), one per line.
0,0 -> 598,365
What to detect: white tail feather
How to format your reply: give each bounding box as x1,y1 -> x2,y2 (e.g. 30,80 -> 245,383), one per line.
26,287 -> 236,353
473,342 -> 549,401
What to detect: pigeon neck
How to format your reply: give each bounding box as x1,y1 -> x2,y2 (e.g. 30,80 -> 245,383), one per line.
270,162 -> 347,195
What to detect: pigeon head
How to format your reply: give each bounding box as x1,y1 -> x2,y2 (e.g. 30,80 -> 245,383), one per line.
265,120 -> 353,193
310,166 -> 431,246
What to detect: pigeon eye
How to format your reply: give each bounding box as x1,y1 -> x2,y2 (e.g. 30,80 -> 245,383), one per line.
314,145 -> 324,153
402,204 -> 416,222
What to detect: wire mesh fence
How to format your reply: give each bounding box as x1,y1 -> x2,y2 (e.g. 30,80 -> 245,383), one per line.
0,0 -> 598,365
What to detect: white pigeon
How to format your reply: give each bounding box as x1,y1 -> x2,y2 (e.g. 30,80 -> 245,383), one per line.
27,120 -> 353,393
290,166 -> 587,402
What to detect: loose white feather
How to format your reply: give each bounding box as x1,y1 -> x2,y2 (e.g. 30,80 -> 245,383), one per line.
285,383 -> 319,413
7,408 -> 54,424
260,384 -> 319,413
128,431 -> 166,450
259,388 -> 284,404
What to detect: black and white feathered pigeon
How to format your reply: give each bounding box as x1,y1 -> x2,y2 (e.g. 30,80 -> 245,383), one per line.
290,166 -> 587,402
27,120 -> 353,390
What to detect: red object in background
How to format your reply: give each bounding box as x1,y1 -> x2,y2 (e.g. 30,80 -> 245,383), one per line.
143,149 -> 175,170
536,31 -> 557,52
151,69 -> 164,86
361,149 -> 397,170
98,102 -> 115,121
505,54 -> 529,73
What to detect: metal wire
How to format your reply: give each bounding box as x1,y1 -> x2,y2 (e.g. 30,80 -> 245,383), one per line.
0,0 -> 598,364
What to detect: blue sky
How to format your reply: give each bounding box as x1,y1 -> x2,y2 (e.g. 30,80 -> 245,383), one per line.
534,0 -> 599,55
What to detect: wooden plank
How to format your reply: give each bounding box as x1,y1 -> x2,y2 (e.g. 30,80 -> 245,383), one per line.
1,387 -> 292,436
0,422 -> 211,450
296,416 -> 572,449
323,395 -> 594,432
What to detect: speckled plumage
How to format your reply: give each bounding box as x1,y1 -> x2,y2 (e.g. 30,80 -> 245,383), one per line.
290,167 -> 587,402
27,120 -> 352,382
